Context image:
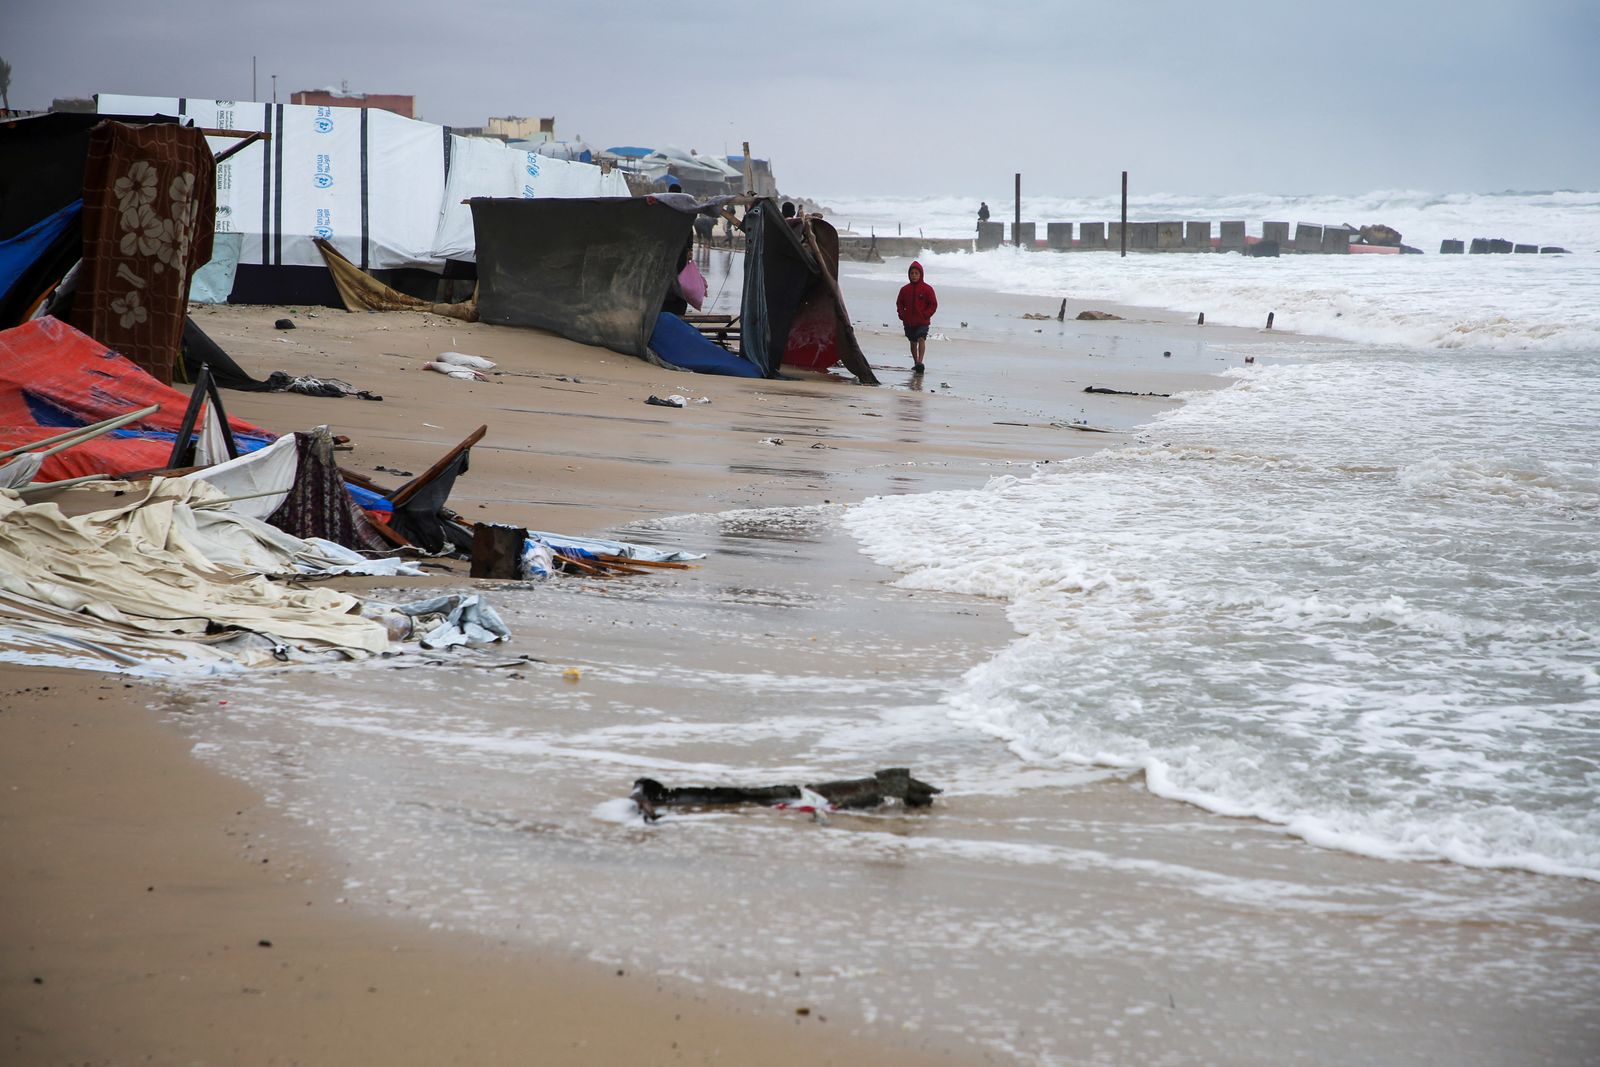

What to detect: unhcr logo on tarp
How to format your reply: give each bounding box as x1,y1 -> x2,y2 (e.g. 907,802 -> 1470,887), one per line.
314,152 -> 333,189
315,106 -> 334,134
315,207 -> 333,239
525,154 -> 540,177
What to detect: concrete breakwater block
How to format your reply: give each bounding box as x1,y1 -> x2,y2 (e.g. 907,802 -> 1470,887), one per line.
976,221 -> 1005,250
1185,221 -> 1211,249
1047,222 -> 1074,251
1294,223 -> 1323,251
1011,222 -> 1037,248
1157,222 -> 1184,249
1246,239 -> 1280,258
1263,221 -> 1290,246
1440,239 -> 1465,254
1322,227 -> 1353,253
1219,221 -> 1247,253
1079,222 -> 1107,250
1514,244 -> 1538,253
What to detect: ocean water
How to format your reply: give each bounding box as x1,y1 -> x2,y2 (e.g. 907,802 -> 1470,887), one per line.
823,189 -> 1600,354
845,345 -> 1599,879
834,189 -> 1600,885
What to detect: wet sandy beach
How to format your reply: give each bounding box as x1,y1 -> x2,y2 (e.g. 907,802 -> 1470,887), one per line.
4,266 -> 1595,1065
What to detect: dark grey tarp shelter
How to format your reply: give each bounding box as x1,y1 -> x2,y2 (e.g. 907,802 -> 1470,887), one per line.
472,196 -> 691,358
739,200 -> 815,377
471,195 -> 876,383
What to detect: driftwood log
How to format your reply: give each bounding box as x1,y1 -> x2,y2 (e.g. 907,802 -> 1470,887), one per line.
1083,385 -> 1172,398
630,768 -> 941,823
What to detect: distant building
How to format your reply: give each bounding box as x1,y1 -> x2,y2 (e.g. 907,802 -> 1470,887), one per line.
50,97 -> 96,113
454,116 -> 556,143
290,88 -> 415,118
488,116 -> 554,142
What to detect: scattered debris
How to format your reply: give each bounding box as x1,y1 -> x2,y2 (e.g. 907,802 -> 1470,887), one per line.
629,768 -> 942,823
1076,310 -> 1122,321
273,318 -> 295,330
264,372 -> 382,401
1084,386 -> 1172,398
434,351 -> 496,371
646,394 -> 685,408
423,361 -> 489,381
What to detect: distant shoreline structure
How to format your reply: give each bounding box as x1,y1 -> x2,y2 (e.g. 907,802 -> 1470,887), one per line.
831,219 -> 1572,261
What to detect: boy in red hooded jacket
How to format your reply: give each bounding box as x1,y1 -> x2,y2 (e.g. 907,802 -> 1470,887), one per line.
895,260 -> 937,374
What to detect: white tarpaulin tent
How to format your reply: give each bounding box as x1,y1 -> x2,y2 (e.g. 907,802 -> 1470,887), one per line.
96,95 -> 629,272
431,135 -> 630,260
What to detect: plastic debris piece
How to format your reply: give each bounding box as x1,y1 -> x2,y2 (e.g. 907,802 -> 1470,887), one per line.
435,351 -> 496,370
423,361 -> 489,381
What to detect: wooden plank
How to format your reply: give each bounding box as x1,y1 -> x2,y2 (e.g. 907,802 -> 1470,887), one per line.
389,425 -> 487,509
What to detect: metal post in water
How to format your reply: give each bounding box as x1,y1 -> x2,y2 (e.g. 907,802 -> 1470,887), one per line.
1120,171 -> 1128,258
1015,173 -> 1022,246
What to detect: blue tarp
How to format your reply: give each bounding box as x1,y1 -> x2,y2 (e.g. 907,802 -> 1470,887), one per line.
648,313 -> 763,378
0,200 -> 81,307
344,482 -> 394,513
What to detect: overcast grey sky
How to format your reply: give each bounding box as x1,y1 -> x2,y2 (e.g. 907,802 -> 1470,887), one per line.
7,1 -> 1597,198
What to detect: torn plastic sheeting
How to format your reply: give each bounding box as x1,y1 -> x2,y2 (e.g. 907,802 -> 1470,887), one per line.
294,537 -> 423,578
528,530 -> 704,563
520,538 -> 555,579
390,593 -> 511,650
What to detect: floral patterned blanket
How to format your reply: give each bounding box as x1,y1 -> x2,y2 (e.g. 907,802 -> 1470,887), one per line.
69,122 -> 215,385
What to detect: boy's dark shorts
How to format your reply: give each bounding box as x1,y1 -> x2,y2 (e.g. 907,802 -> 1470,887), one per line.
903,324 -> 929,341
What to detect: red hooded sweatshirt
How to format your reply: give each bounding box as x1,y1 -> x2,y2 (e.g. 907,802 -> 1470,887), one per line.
896,261 -> 938,327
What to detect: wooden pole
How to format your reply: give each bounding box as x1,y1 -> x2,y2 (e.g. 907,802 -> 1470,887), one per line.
1120,171 -> 1128,258
389,425 -> 487,509
1014,173 -> 1021,246
167,365 -> 212,469
0,404 -> 160,462
741,140 -> 755,194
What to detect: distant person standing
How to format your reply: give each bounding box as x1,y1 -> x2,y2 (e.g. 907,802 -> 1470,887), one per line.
977,201 -> 990,228
896,260 -> 938,374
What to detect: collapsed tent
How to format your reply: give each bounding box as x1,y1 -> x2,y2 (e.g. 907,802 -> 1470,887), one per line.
94,95 -> 630,305
0,316 -> 271,482
0,480 -> 392,668
0,478 -> 507,671
472,196 -> 876,382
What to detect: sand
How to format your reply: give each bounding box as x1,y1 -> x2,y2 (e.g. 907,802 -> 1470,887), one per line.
2,283 -> 1229,1066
